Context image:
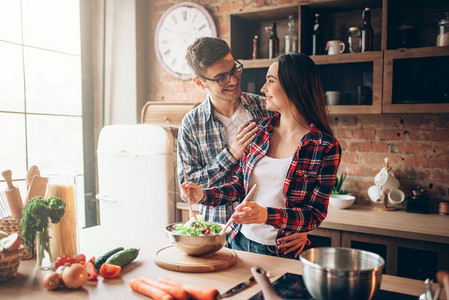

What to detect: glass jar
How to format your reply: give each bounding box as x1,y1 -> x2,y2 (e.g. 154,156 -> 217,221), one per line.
437,12 -> 449,47
348,27 -> 361,53
36,224 -> 54,270
46,173 -> 79,258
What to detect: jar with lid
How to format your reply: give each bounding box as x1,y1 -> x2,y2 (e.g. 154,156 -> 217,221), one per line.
437,12 -> 449,47
348,27 -> 361,52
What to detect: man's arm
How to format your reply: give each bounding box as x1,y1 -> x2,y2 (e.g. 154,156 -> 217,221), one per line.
177,117 -> 238,188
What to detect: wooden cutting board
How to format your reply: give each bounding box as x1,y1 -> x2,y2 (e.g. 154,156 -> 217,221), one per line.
154,245 -> 238,273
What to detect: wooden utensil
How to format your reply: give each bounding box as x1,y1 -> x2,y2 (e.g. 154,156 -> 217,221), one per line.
26,165 -> 40,188
26,175 -> 48,202
1,170 -> 23,219
219,184 -> 258,236
250,266 -> 282,300
183,168 -> 194,220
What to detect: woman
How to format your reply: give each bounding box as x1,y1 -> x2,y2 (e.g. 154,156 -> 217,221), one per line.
181,53 -> 341,259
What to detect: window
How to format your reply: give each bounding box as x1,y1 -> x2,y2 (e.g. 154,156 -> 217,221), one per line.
0,0 -> 86,226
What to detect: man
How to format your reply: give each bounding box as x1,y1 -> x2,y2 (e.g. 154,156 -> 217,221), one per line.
177,37 -> 307,257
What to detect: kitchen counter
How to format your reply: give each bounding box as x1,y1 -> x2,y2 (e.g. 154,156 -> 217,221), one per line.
178,202 -> 449,244
321,204 -> 449,244
1,226 -> 430,299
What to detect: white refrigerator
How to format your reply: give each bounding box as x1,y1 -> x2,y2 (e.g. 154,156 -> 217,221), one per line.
96,124 -> 179,237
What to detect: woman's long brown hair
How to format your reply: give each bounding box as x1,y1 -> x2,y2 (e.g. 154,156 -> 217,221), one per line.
276,53 -> 333,136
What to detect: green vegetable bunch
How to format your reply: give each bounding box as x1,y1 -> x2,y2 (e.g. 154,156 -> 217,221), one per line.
20,196 -> 66,254
332,172 -> 349,195
175,219 -> 222,236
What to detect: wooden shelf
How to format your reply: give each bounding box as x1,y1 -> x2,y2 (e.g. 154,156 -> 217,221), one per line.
228,1 -> 449,115
383,46 -> 449,113
239,58 -> 274,69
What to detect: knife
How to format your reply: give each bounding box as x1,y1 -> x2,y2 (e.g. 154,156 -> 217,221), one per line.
220,275 -> 256,298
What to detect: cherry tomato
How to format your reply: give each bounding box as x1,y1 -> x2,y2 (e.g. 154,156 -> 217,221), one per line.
99,263 -> 121,279
85,261 -> 98,280
73,254 -> 86,263
54,254 -> 86,269
54,255 -> 77,269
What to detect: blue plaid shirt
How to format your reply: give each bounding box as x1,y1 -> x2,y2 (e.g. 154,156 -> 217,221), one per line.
177,92 -> 273,224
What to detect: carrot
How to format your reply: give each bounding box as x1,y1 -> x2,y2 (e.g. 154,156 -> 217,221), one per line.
129,278 -> 174,300
157,277 -> 219,300
182,284 -> 220,300
140,277 -> 187,300
157,277 -> 183,287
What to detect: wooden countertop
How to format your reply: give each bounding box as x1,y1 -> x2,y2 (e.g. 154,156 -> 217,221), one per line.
321,204 -> 449,244
0,226 -> 429,299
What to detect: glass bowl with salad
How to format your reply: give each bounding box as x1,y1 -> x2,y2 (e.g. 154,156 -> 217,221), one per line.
165,216 -> 230,256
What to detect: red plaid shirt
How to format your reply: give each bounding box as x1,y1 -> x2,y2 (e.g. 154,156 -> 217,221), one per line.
203,113 -> 341,253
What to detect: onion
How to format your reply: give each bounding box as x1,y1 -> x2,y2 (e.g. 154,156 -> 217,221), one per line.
62,263 -> 88,289
42,272 -> 61,290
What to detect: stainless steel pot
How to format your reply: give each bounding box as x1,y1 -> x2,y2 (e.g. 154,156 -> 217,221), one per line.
300,247 -> 385,300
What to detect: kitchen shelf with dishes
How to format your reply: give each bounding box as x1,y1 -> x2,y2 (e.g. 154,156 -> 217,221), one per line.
228,0 -> 449,115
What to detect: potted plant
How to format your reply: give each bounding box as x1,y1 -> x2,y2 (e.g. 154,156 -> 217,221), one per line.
329,172 -> 355,209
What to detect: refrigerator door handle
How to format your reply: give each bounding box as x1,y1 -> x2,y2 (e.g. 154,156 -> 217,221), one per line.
96,193 -> 117,203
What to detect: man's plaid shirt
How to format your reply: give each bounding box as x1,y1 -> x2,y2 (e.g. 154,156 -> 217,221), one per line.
177,92 -> 273,224
202,113 -> 342,252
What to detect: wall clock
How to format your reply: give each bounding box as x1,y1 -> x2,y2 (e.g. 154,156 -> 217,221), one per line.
155,2 -> 217,80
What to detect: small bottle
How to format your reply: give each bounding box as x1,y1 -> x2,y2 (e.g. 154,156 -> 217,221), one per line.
267,22 -> 279,59
361,7 -> 374,52
252,35 -> 259,59
348,27 -> 361,53
312,13 -> 323,55
437,12 -> 449,47
284,15 -> 297,54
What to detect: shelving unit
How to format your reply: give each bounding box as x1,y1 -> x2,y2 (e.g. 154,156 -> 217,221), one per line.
383,46 -> 449,113
228,0 -> 449,115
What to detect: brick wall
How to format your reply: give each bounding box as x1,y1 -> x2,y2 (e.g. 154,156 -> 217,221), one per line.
146,1 -> 449,204
333,115 -> 449,204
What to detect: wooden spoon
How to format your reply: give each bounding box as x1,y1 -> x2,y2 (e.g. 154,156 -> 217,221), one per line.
183,168 -> 194,220
251,266 -> 281,300
26,165 -> 40,188
219,184 -> 258,236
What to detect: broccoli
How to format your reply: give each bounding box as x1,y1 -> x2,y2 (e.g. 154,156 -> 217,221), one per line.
20,196 -> 66,256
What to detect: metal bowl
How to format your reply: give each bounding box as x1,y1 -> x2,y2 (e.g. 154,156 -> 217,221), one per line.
300,247 -> 385,300
165,222 -> 230,256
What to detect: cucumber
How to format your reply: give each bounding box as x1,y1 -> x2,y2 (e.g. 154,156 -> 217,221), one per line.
105,248 -> 140,267
94,247 -> 124,271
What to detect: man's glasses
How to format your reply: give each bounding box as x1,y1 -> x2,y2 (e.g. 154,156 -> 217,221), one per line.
198,61 -> 243,87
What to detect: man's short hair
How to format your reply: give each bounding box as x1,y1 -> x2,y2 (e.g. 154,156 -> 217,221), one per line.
185,37 -> 231,75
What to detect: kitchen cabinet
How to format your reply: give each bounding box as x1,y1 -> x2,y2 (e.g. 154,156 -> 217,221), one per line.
228,0 -> 449,115
383,46 -> 449,113
308,205 -> 449,281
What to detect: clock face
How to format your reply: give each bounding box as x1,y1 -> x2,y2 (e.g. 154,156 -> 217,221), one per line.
155,2 -> 217,80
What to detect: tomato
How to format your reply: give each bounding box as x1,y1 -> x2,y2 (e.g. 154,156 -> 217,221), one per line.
99,263 -> 121,279
55,255 -> 77,269
85,261 -> 98,280
88,256 -> 95,265
73,254 -> 86,263
54,254 -> 86,269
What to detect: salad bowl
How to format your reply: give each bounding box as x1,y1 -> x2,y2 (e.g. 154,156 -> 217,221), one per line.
165,222 -> 230,256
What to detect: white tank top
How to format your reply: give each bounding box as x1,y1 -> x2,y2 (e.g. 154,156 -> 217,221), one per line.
240,155 -> 292,245
214,102 -> 253,147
